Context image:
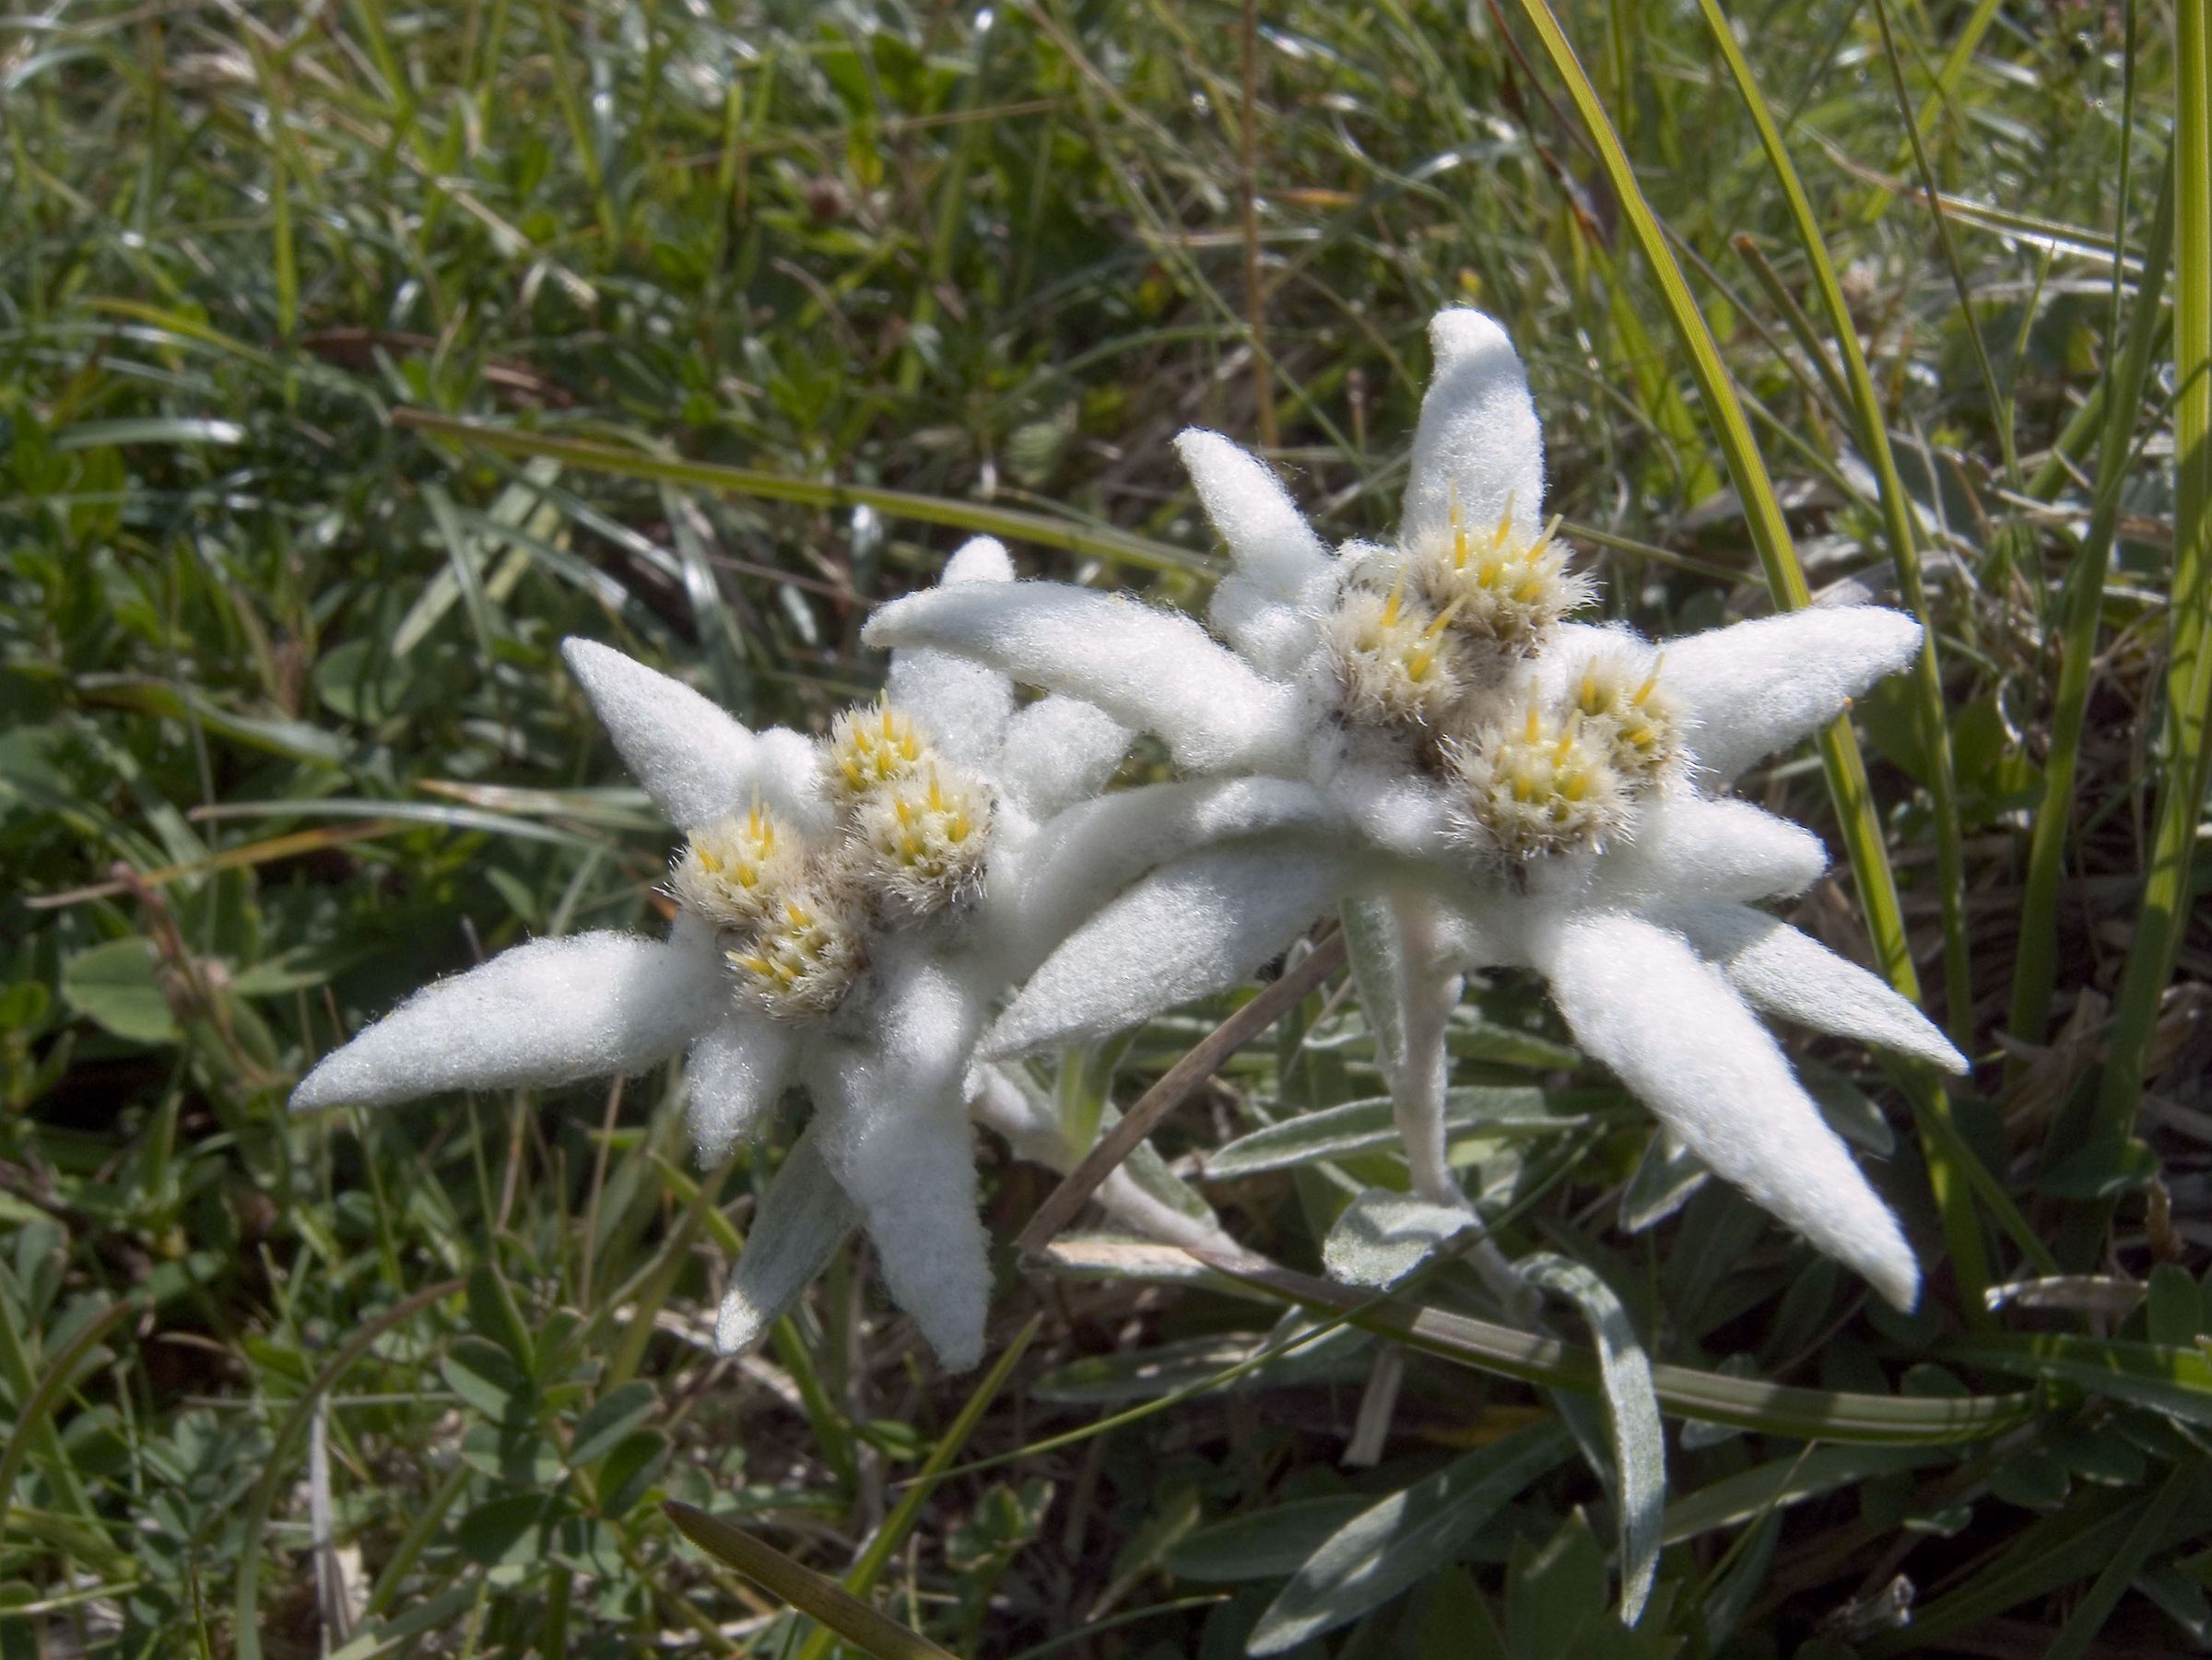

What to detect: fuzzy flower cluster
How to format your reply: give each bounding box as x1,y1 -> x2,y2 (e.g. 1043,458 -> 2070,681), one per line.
292,543 -> 1242,1371
667,698 -> 994,1022
868,309 -> 1965,1313
295,308 -> 1959,1367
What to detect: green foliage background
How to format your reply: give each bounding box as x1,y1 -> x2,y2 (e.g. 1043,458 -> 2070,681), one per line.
2,1 -> 2208,1654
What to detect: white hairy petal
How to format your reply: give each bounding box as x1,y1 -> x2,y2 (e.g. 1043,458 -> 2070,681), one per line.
562,639 -> 758,830
1674,903 -> 1968,1075
1176,430 -> 1339,677
1324,755 -> 1457,859
995,695 -> 1131,820
749,726 -> 838,837
941,535 -> 1016,584
808,951 -> 993,1370
995,776 -> 1341,974
864,583 -> 1310,774
886,650 -> 1014,771
1539,910 -> 1919,1310
1664,606 -> 1924,782
1401,309 -> 1547,553
291,924 -> 724,1112
984,840 -> 1351,1058
686,1016 -> 798,1163
887,538 -> 1018,771
1594,792 -> 1828,906
1207,572 -> 1331,680
1175,430 -> 1335,595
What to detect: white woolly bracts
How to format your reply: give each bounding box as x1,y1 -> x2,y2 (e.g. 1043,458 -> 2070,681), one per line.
865,307 -> 1961,1313
290,540 -> 1253,1371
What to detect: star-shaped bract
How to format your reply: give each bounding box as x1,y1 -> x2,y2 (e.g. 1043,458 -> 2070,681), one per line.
294,540 -> 1254,1367
865,311 -> 1963,1310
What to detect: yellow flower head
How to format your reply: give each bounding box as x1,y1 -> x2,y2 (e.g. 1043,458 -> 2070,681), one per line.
1446,703 -> 1630,863
672,805 -> 805,934
852,764 -> 994,919
825,699 -> 932,801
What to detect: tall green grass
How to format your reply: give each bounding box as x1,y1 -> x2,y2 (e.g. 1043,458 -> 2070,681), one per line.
2,2 -> 2206,1654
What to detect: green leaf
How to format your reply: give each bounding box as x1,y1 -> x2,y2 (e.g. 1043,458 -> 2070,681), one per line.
2036,1136 -> 2159,1198
1987,1450 -> 2070,1511
1662,1445 -> 1938,1545
312,639 -> 411,724
456,1491 -> 558,1567
716,1123 -> 861,1357
594,1429 -> 669,1518
1341,895 -> 1407,1077
2148,1264 -> 2204,1346
663,1502 -> 959,1660
61,939 -> 177,1044
1524,1253 -> 1665,1623
1505,1511 -> 1610,1660
465,1265 -> 535,1374
1618,1131 -> 1709,1233
1246,1422 -> 1572,1654
1164,1495 -> 1372,1583
569,1381 -> 656,1468
440,1337 -> 531,1425
1206,1089 -> 1609,1179
1322,1189 -> 1473,1289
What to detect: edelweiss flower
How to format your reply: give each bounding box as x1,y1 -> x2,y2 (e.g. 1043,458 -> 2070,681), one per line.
293,541 -> 1241,1368
864,311 -> 1965,1310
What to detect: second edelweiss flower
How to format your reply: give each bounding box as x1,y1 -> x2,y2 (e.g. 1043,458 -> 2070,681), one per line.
865,308 -> 1965,1312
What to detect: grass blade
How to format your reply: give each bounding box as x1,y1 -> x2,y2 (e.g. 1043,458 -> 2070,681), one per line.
663,1504 -> 959,1660
1693,0 -> 1972,1058
1510,0 -> 1990,1317
0,1297 -> 135,1547
2043,1457 -> 2202,1660
1191,1252 -> 2033,1444
2011,159 -> 2179,1054
791,1317 -> 1041,1660
2089,0 -> 2212,1179
393,409 -> 1216,576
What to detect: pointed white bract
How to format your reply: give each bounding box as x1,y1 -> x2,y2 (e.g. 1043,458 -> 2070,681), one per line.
865,309 -> 1955,1307
986,841 -> 1353,1057
561,640 -> 760,831
806,950 -> 994,1370
293,540 -> 1272,1367
995,696 -> 1129,819
992,775 -> 1343,968
1661,605 -> 1924,783
864,583 -> 1310,774
1673,904 -> 1968,1076
1539,912 -> 1920,1311
687,1015 -> 798,1163
290,926 -> 728,1113
1402,308 -> 1546,552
